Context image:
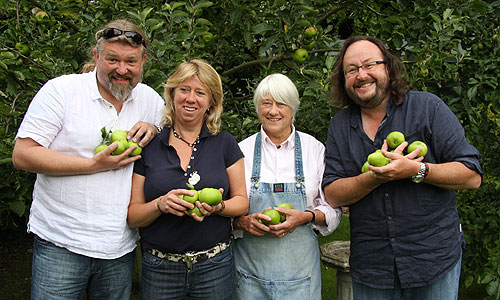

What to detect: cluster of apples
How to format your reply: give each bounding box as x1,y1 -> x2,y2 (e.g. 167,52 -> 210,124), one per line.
94,128 -> 142,156
180,184 -> 223,217
260,203 -> 294,225
361,131 -> 428,173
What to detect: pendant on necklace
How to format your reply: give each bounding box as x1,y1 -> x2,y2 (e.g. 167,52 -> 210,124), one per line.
188,171 -> 200,186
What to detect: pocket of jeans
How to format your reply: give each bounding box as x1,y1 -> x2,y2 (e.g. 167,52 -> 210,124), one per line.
142,251 -> 164,267
235,269 -> 311,298
207,247 -> 232,265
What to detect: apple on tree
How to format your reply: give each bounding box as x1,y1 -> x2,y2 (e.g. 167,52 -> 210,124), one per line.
293,48 -> 308,63
304,26 -> 318,38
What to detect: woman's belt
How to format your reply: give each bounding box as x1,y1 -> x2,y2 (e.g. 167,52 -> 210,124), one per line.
147,241 -> 230,270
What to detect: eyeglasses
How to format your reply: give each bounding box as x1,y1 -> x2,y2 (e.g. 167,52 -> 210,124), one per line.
96,28 -> 146,48
343,61 -> 386,78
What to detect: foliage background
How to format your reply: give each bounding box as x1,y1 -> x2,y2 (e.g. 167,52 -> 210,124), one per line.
0,0 -> 499,298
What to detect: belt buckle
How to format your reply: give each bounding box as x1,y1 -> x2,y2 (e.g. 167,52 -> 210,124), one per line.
184,252 -> 197,270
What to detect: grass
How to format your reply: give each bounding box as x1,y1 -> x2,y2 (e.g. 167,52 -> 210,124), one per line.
0,216 -> 488,299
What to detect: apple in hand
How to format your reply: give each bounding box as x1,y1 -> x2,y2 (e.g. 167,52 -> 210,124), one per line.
277,203 -> 294,222
198,188 -> 222,205
261,209 -> 281,225
111,130 -> 128,143
386,131 -> 405,149
408,141 -> 428,157
361,161 -> 370,173
94,144 -> 108,155
188,206 -> 203,217
183,190 -> 199,204
367,150 -> 390,167
127,141 -> 142,156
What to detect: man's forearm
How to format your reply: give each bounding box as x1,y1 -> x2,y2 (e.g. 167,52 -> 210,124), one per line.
324,172 -> 382,208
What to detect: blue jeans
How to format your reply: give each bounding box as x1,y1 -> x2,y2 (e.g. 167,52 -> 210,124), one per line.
141,247 -> 233,300
352,253 -> 462,300
31,235 -> 135,300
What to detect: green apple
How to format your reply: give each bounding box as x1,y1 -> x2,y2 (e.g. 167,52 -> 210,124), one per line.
15,43 -> 30,55
183,190 -> 199,204
304,40 -> 316,50
178,195 -> 184,200
188,206 -> 203,217
94,144 -> 108,155
198,188 -> 222,205
361,161 -> 370,173
111,140 -> 127,155
262,209 -> 281,225
111,130 -> 128,143
127,141 -> 142,156
202,32 -> 214,44
386,131 -> 405,149
407,141 -> 428,157
35,11 -> 49,23
277,203 -> 294,222
367,151 -> 390,167
304,26 -> 318,38
293,48 -> 308,63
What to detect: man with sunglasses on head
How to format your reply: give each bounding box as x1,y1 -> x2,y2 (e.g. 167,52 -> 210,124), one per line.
322,36 -> 482,299
12,19 -> 164,299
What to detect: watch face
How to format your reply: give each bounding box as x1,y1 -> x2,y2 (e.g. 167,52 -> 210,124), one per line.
412,175 -> 424,183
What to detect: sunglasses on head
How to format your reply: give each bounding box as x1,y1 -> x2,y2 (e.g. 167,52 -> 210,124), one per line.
97,28 -> 146,48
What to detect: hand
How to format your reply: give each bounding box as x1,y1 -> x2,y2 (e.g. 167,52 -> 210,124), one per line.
127,121 -> 159,147
91,141 -> 140,172
157,189 -> 195,217
269,207 -> 304,238
369,140 -> 424,182
234,213 -> 271,236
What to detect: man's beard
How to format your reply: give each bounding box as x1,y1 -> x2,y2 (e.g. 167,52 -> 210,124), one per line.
106,71 -> 137,101
347,77 -> 390,109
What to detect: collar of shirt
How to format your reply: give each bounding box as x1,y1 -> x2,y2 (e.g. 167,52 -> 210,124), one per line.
260,125 -> 295,151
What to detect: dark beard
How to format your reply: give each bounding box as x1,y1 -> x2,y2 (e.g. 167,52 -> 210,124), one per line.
347,79 -> 390,109
106,71 -> 134,101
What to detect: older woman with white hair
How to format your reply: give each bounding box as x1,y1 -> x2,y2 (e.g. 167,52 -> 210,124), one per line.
232,73 -> 342,299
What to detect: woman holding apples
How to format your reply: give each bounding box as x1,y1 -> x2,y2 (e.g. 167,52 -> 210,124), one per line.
232,74 -> 342,299
127,59 -> 248,300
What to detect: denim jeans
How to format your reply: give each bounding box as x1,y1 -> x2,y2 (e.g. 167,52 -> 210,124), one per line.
141,246 -> 233,300
352,253 -> 462,300
31,235 -> 135,300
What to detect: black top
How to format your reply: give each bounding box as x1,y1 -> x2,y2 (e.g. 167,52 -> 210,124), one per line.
322,91 -> 482,289
134,125 -> 244,253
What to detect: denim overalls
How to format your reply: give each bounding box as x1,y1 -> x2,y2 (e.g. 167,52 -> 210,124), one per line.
233,132 -> 321,299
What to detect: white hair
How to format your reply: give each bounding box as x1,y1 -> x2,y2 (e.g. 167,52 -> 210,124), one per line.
253,74 -> 300,117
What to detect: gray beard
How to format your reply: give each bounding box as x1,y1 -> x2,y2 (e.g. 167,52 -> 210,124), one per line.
107,80 -> 133,101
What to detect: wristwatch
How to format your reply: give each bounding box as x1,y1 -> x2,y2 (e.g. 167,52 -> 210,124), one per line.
412,162 -> 429,183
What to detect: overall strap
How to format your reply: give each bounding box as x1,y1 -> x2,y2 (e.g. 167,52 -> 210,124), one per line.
250,132 -> 262,183
294,132 -> 305,185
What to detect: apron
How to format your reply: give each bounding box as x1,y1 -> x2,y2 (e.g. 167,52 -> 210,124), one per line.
233,132 -> 321,300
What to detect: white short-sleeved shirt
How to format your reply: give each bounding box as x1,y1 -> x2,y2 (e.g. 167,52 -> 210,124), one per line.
237,126 -> 342,236
16,70 -> 165,259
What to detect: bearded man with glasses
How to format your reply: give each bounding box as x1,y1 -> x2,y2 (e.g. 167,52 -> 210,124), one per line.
12,19 -> 164,300
322,36 -> 482,300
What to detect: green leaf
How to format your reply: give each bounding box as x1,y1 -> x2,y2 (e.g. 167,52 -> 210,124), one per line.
253,23 -> 272,35
9,201 -> 26,217
140,7 -> 154,22
443,8 -> 453,20
486,280 -> 499,296
193,0 -> 213,10
482,274 -> 495,284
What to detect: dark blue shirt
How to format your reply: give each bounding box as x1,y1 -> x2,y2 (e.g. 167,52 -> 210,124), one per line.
134,125 -> 244,253
322,91 -> 482,289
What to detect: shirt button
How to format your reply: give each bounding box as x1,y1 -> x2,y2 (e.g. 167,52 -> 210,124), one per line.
387,216 -> 392,221
391,238 -> 396,243
385,193 -> 389,197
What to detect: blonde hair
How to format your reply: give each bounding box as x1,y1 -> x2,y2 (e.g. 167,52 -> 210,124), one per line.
162,59 -> 223,135
81,19 -> 147,73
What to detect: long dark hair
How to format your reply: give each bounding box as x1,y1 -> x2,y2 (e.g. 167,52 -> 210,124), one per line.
329,36 -> 408,108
